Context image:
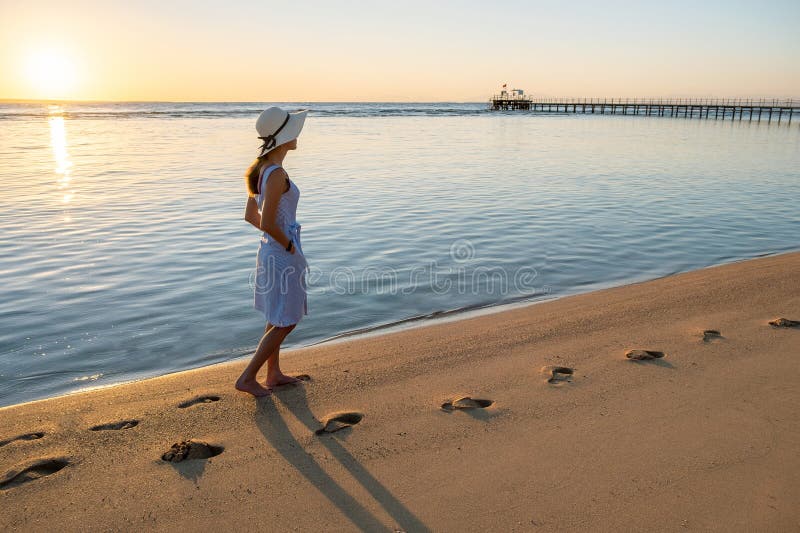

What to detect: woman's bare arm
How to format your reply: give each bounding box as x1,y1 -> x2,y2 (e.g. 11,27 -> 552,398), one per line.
259,167 -> 295,252
244,196 -> 261,230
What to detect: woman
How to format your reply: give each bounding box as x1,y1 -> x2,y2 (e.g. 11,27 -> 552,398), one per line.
236,106 -> 309,397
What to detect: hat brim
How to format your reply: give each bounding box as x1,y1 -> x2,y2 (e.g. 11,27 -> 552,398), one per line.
272,109 -> 308,149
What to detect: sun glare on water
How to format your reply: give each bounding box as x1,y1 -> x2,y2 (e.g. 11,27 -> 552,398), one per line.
24,49 -> 78,99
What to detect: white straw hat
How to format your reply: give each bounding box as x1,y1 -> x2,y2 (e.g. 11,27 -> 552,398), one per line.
255,107 -> 308,156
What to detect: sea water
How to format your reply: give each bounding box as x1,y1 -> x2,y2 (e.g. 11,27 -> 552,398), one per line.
1,102 -> 798,407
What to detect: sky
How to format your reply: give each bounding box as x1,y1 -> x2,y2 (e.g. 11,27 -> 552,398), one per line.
0,0 -> 798,102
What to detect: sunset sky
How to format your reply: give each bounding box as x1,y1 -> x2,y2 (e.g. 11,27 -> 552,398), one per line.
1,0 -> 798,102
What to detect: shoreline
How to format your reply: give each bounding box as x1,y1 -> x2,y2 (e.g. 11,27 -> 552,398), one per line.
306,247 -> 799,347
4,247 -> 797,411
1,249 -> 799,530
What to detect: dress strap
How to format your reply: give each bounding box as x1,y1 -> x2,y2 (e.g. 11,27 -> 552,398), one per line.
257,164 -> 282,195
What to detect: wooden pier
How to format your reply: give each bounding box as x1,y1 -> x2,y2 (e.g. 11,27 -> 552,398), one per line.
490,96 -> 799,124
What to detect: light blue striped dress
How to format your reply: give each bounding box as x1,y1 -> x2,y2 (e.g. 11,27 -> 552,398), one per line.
253,164 -> 308,326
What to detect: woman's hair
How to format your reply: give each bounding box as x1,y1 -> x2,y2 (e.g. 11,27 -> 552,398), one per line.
245,156 -> 268,197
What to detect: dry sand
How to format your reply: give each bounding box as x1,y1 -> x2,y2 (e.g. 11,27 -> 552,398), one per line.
1,251 -> 799,532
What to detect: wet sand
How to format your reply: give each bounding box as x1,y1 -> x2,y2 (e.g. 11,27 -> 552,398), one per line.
1,251 -> 799,532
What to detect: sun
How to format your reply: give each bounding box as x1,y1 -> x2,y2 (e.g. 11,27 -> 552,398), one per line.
24,49 -> 78,99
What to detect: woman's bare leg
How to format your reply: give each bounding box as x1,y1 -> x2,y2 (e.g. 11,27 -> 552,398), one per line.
265,344 -> 303,387
263,324 -> 303,387
235,323 -> 294,397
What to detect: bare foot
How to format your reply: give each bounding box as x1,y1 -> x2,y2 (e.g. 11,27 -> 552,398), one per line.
266,373 -> 304,388
235,377 -> 272,397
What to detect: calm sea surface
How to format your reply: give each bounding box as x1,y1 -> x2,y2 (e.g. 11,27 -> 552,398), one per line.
1,102 -> 798,407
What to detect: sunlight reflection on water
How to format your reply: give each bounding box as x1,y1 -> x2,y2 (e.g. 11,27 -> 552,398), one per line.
48,106 -> 75,221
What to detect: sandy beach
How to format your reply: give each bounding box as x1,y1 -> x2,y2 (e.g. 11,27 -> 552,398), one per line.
1,250 -> 799,532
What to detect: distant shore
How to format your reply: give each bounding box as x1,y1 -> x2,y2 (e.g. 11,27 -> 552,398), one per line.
1,250 -> 799,531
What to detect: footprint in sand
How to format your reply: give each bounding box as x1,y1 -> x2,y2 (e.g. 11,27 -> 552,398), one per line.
441,396 -> 494,411
90,420 -> 139,431
161,440 -> 224,462
178,395 -> 221,408
625,349 -> 666,361
541,365 -> 574,383
315,412 -> 363,435
702,330 -> 723,342
0,458 -> 69,490
0,432 -> 45,448
769,318 -> 800,329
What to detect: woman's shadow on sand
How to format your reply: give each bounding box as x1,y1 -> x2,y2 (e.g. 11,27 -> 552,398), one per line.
254,384 -> 429,533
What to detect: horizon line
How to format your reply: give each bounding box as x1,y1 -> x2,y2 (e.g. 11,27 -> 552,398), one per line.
2,95 -> 798,105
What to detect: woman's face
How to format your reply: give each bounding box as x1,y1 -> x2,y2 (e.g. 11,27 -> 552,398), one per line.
286,138 -> 298,150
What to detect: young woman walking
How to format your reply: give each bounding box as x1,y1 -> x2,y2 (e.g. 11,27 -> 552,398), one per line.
236,107 -> 309,397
